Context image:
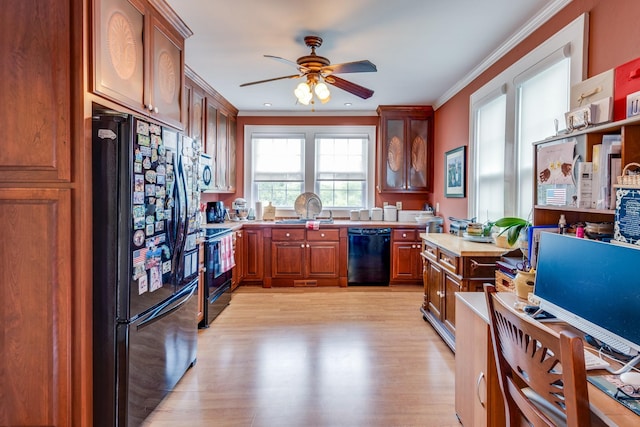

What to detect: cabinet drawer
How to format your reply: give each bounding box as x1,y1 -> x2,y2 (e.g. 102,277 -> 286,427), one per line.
272,229 -> 305,241
438,250 -> 460,275
306,229 -> 339,241
393,229 -> 417,242
422,240 -> 438,262
464,256 -> 499,279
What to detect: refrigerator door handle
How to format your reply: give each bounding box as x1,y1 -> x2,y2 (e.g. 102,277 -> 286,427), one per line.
136,282 -> 197,331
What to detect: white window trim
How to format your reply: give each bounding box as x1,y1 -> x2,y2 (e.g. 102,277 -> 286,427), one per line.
468,13 -> 587,220
244,125 -> 376,218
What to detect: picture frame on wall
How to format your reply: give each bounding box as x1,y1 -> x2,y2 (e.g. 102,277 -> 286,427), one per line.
445,146 -> 466,198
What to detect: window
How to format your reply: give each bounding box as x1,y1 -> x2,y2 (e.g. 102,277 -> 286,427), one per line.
469,14 -> 586,222
244,125 -> 376,216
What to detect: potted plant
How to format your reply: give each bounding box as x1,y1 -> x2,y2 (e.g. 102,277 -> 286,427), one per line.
493,216 -> 532,260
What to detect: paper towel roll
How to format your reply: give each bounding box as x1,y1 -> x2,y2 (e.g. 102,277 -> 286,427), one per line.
255,201 -> 263,221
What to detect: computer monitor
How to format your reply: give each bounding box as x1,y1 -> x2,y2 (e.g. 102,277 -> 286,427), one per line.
534,233 -> 640,364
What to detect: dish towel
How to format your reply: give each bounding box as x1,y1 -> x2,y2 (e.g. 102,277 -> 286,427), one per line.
218,234 -> 236,273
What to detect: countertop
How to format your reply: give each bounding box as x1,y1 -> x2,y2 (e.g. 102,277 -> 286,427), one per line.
420,232 -> 512,257
202,220 -> 427,231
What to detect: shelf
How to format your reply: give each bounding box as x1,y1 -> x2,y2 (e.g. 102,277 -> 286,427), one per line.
533,115 -> 640,146
534,205 -> 614,215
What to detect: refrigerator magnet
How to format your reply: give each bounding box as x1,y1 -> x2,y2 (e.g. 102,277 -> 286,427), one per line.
133,217 -> 145,230
133,162 -> 142,173
155,210 -> 164,222
149,266 -> 161,292
156,164 -> 166,176
156,174 -> 165,185
162,260 -> 171,274
138,134 -> 150,147
149,123 -> 161,135
155,186 -> 165,198
145,223 -> 154,235
133,230 -> 145,247
133,192 -> 144,204
145,184 -> 155,196
132,263 -> 145,280
158,145 -> 166,156
145,170 -> 156,183
136,120 -> 149,136
138,274 -> 148,295
134,148 -> 143,163
145,215 -> 154,224
150,134 -> 160,148
132,205 -> 145,218
139,146 -> 151,157
134,174 -> 144,191
151,148 -> 158,163
142,158 -> 151,169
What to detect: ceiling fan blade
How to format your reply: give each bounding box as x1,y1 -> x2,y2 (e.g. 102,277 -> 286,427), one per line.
325,75 -> 374,99
264,55 -> 310,72
323,60 -> 377,74
240,74 -> 301,87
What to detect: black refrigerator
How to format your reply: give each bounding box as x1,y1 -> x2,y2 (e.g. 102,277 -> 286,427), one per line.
92,109 -> 200,426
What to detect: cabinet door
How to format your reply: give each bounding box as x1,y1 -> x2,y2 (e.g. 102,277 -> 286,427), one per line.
382,118 -> 406,191
443,273 -> 462,335
93,0 -> 145,112
206,104 -> 217,157
1,0 -> 73,183
0,188 -> 72,426
190,89 -> 204,142
392,242 -> 420,280
455,297 -> 490,427
215,110 -> 228,190
228,115 -> 237,192
306,241 -> 339,278
149,14 -> 183,127
427,261 -> 443,319
243,229 -> 263,281
271,242 -> 305,278
407,118 -> 429,191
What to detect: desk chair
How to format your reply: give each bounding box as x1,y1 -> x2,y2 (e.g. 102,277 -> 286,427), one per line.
484,284 -> 600,426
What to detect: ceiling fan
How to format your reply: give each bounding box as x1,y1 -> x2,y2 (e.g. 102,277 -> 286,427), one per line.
240,35 -> 377,104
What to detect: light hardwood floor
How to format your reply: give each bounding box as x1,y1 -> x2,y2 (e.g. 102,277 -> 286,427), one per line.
142,286 -> 459,427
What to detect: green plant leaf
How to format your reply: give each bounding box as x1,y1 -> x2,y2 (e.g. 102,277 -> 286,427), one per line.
494,217 -> 528,227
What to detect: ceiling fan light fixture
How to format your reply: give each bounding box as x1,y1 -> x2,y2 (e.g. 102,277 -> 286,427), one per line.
314,82 -> 331,102
294,81 -> 314,105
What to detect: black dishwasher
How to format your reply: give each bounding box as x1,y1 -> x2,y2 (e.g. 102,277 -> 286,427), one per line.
347,228 -> 391,285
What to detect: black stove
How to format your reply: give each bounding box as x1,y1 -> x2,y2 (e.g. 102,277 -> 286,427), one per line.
204,227 -> 232,239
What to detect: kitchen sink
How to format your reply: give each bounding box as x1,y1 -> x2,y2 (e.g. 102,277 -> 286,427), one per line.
276,218 -> 334,224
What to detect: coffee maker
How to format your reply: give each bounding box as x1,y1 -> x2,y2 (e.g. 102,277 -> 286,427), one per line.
206,201 -> 226,223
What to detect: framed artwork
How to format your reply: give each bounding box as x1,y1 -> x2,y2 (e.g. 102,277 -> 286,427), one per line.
445,146 -> 466,198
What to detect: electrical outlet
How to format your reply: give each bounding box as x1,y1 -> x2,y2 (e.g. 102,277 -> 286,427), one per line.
396,201 -> 402,210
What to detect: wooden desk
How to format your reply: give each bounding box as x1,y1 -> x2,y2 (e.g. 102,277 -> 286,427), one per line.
455,292 -> 640,427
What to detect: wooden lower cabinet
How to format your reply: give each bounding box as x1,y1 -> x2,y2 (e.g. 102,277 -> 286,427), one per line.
391,229 -> 422,284
269,228 -> 340,286
242,228 -> 264,283
455,293 -> 505,427
231,229 -> 244,290
0,188 -> 74,426
421,235 -> 506,351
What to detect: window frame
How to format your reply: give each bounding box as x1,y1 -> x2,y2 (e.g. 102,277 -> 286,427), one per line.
244,125 -> 376,217
468,13 -> 587,221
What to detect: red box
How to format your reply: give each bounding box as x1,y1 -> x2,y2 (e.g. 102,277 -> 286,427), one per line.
614,57 -> 640,121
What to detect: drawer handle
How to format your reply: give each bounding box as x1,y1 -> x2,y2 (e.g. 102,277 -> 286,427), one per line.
286,233 -> 290,237
321,233 -> 325,237
301,244 -> 305,248
470,259 -> 495,273
476,371 -> 486,408
402,233 -> 407,238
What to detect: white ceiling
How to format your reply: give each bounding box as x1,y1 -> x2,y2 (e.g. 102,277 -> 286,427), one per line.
166,0 -> 569,115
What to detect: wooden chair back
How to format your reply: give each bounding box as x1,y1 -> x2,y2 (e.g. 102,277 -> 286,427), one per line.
484,284 -> 592,427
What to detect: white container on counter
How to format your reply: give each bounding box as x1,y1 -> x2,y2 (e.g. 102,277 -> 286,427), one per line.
255,201 -> 263,221
383,205 -> 397,221
350,210 -> 360,220
359,209 -> 370,220
371,207 -> 383,221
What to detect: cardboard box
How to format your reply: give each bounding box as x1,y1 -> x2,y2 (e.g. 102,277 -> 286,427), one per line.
614,56 -> 640,121
570,69 -> 614,125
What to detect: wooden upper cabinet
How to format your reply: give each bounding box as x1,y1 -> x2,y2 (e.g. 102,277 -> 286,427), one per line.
0,0 -> 72,183
92,0 -> 191,129
377,106 -> 434,193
